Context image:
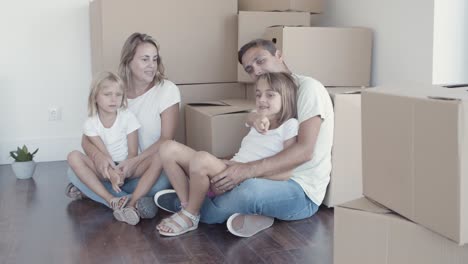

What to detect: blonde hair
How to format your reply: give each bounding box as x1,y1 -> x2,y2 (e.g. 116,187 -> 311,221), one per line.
118,32 -> 166,90
256,72 -> 298,125
88,71 -> 127,117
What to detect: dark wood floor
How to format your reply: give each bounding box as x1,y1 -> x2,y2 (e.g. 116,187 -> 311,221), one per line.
0,161 -> 334,264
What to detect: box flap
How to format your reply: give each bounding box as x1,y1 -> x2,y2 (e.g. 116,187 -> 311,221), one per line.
187,99 -> 255,116
338,197 -> 392,214
367,85 -> 468,102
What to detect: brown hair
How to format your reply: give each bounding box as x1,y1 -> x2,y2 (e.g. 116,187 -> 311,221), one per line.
238,39 -> 277,64
118,32 -> 166,90
256,72 -> 298,125
88,71 -> 127,117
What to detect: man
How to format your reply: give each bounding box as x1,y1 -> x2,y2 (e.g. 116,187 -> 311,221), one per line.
156,39 -> 334,237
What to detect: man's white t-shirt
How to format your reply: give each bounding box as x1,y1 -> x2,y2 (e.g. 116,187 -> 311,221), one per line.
232,118 -> 298,163
292,74 -> 334,205
83,109 -> 141,162
127,80 -> 181,151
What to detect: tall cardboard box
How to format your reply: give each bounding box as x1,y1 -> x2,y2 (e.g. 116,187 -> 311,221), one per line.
263,26 -> 372,87
238,11 -> 312,83
362,85 -> 468,244
335,198 -> 468,264
185,99 -> 255,158
176,83 -> 246,144
239,0 -> 324,13
90,0 -> 237,84
323,88 -> 363,207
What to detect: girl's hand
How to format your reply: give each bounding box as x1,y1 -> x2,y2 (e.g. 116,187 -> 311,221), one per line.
108,168 -> 122,193
116,157 -> 138,179
253,116 -> 270,135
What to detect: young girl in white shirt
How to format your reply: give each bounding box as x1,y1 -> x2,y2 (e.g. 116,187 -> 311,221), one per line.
156,72 -> 299,236
69,71 -> 140,211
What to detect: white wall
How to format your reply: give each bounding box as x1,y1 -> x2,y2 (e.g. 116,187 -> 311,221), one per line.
0,1 -> 91,164
433,0 -> 468,85
320,0 -> 435,86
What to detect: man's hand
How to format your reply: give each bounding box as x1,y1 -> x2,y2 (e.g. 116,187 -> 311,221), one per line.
211,162 -> 255,192
94,152 -> 115,180
116,156 -> 139,179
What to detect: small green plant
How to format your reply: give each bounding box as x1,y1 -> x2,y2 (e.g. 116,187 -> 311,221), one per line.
10,145 -> 39,162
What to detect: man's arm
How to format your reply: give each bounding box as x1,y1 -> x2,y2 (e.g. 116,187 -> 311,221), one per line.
211,116 -> 322,190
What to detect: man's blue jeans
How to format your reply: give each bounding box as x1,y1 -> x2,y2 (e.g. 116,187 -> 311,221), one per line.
199,178 -> 319,224
67,167 -> 171,208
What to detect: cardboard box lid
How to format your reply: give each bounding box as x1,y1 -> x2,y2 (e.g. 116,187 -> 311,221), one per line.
187,99 -> 256,116
366,84 -> 468,101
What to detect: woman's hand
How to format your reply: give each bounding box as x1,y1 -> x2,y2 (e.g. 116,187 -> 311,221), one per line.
93,152 -> 115,180
116,156 -> 139,179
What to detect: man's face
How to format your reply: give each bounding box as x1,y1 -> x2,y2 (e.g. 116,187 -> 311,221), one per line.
241,47 -> 287,80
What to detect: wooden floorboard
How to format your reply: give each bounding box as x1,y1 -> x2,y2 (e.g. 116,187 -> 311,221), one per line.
0,161 -> 333,264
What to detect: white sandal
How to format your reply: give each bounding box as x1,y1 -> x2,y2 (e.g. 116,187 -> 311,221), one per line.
158,209 -> 200,237
226,213 -> 274,238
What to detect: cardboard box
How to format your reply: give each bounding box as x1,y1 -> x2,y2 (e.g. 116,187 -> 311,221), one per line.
185,99 -> 256,158
176,83 -> 246,144
239,0 -> 324,13
323,88 -> 364,207
238,11 -> 312,83
263,26 -> 372,87
90,0 -> 237,84
362,85 -> 468,244
335,198 -> 468,264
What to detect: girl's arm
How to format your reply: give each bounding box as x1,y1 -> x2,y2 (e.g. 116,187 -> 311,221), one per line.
260,136 -> 296,181
117,103 -> 179,178
87,135 -> 112,159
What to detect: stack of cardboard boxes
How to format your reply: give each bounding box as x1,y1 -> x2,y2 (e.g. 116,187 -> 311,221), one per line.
334,85 -> 468,262
89,0 -> 373,204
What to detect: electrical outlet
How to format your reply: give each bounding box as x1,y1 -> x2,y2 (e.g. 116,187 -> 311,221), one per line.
48,107 -> 62,121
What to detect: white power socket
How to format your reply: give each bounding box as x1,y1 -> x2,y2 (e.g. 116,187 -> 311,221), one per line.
48,107 -> 62,121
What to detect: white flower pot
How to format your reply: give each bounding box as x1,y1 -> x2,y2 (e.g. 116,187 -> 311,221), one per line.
11,161 -> 36,179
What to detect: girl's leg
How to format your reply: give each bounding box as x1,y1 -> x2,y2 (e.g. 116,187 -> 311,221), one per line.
159,140 -> 198,206
186,151 -> 227,216
67,150 -> 118,206
125,154 -> 163,208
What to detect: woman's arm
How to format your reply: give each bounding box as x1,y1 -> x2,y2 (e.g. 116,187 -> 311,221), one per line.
117,103 -> 179,178
126,130 -> 139,159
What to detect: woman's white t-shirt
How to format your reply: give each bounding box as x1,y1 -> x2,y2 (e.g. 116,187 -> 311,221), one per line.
83,109 -> 141,162
127,80 -> 181,151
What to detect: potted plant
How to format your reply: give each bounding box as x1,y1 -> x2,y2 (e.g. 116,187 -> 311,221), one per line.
10,145 -> 39,179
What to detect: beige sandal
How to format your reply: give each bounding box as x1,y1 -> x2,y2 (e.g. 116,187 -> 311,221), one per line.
113,207 -> 140,225
109,195 -> 130,211
158,209 -> 200,237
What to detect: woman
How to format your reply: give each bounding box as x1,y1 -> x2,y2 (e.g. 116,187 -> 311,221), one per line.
67,33 -> 180,225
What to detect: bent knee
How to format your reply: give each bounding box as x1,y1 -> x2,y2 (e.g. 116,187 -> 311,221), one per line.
67,150 -> 84,166
189,151 -> 213,174
159,140 -> 182,162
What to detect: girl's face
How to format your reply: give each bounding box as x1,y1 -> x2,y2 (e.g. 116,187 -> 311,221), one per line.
129,42 -> 158,85
96,80 -> 123,115
255,78 -> 282,119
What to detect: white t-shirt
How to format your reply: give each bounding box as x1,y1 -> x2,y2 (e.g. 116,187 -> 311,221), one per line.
291,74 -> 334,205
232,118 -> 299,163
83,109 -> 141,162
127,80 -> 181,151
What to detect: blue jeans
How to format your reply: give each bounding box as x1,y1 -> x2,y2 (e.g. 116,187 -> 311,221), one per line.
67,167 -> 171,208
199,178 -> 319,224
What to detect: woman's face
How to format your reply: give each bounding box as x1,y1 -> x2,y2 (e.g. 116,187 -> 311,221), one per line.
129,42 -> 158,86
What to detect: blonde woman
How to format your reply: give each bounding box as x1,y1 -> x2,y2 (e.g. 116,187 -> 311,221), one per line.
67,33 -> 180,225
